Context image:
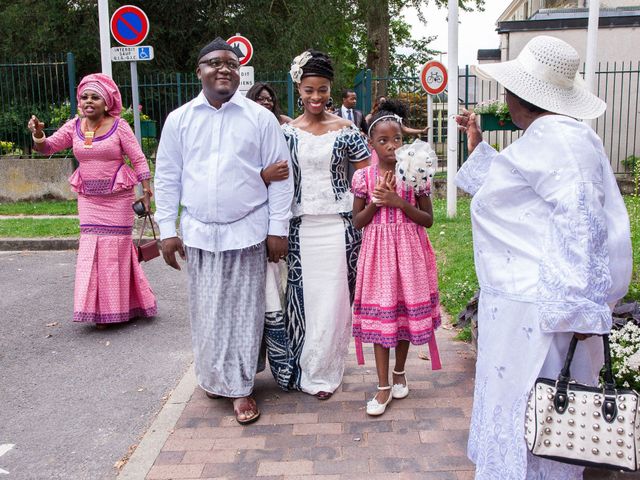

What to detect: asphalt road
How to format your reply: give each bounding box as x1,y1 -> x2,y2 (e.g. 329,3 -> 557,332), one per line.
0,250 -> 192,480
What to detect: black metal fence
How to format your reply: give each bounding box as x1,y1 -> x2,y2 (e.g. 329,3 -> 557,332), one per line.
1,54 -> 637,174
0,53 -> 76,155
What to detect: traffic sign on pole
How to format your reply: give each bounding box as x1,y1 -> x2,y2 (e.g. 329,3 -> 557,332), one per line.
111,46 -> 154,62
226,35 -> 254,66
109,5 -> 152,149
420,61 -> 448,95
110,5 -> 150,47
239,66 -> 255,93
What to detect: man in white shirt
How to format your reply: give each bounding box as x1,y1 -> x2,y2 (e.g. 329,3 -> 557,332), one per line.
154,37 -> 293,425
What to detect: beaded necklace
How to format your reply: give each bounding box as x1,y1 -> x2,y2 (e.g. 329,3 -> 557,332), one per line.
82,116 -> 106,149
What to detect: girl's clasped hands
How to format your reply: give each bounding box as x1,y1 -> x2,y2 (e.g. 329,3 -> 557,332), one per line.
372,170 -> 402,208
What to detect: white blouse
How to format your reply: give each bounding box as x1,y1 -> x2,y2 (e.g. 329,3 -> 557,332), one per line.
282,125 -> 370,217
455,115 -> 632,334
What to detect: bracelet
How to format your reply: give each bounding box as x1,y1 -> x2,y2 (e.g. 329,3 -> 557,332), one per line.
32,133 -> 46,144
142,188 -> 153,196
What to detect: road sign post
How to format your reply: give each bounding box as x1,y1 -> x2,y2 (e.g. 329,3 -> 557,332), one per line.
420,61 -> 448,96
226,35 -> 254,66
420,61 -> 448,151
111,46 -> 154,62
239,66 -> 255,94
110,5 -> 150,46
110,5 -> 151,146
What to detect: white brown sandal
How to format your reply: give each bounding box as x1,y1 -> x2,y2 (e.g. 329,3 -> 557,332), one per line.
366,385 -> 392,416
392,370 -> 409,399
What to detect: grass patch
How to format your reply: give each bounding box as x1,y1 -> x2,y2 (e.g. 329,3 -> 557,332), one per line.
0,200 -> 77,215
0,218 -> 79,237
454,326 -> 472,342
0,198 -> 158,216
429,198 -> 478,320
626,195 -> 640,302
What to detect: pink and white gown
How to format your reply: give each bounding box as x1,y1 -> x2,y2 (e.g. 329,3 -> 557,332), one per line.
40,117 -> 157,324
351,165 -> 441,365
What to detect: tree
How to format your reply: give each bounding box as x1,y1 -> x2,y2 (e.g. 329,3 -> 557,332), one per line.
358,0 -> 486,93
0,0 -> 483,87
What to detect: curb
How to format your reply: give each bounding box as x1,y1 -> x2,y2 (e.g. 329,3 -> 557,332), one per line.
0,238 -> 79,250
117,363 -> 197,479
0,238 -> 159,251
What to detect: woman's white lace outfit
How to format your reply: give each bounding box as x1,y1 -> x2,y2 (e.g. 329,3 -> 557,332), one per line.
269,124 -> 369,394
456,115 -> 632,479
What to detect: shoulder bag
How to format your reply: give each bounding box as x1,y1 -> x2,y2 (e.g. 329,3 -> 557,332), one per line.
136,213 -> 160,262
525,334 -> 640,472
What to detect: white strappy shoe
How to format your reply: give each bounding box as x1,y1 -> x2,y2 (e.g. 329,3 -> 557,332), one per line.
366,385 -> 392,416
391,370 -> 409,399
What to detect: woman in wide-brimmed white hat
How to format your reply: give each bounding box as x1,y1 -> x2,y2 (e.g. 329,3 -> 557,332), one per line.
455,36 -> 633,479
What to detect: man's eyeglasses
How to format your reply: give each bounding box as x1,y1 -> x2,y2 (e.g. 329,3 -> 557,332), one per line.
199,58 -> 241,71
256,96 -> 274,104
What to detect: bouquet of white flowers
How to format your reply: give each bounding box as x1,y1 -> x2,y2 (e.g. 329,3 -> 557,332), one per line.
395,139 -> 437,191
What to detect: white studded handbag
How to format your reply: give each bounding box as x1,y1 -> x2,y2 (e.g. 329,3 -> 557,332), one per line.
525,335 -> 640,472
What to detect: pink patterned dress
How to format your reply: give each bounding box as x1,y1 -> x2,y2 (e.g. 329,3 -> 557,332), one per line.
351,165 -> 441,366
40,117 -> 157,324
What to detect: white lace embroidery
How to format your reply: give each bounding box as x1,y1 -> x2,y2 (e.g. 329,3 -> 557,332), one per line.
455,142 -> 497,195
538,182 -> 612,334
290,129 -> 354,217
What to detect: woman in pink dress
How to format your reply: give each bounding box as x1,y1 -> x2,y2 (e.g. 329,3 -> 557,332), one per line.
27,73 -> 157,327
352,100 -> 440,416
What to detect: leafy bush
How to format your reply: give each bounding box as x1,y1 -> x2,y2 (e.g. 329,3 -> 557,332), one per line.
49,101 -> 72,128
44,102 -> 152,131
622,155 -> 639,172
473,100 -> 512,123
120,106 -> 150,128
0,140 -> 23,155
623,156 -> 640,197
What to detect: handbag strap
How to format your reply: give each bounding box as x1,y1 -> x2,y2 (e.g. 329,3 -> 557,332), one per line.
137,213 -> 156,245
146,213 -> 157,240
554,334 -> 618,422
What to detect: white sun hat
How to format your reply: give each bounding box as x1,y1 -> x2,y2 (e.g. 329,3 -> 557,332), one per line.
474,35 -> 606,120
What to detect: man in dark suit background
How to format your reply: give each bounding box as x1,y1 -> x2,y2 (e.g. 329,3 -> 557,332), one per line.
335,89 -> 368,183
334,89 -> 368,134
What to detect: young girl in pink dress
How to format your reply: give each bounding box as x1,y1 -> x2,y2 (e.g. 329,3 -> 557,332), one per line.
351,100 -> 441,416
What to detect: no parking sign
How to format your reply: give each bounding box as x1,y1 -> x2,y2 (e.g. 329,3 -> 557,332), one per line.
109,5 -> 153,146
110,5 -> 150,47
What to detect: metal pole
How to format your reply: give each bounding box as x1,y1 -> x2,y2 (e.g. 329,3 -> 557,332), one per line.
66,52 -> 77,118
585,0 -> 600,128
287,76 -> 294,118
427,94 -> 434,146
446,0 -> 459,218
131,61 -> 142,145
98,0 -> 112,77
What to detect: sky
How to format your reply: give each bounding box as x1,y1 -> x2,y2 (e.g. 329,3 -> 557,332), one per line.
404,0 -> 514,66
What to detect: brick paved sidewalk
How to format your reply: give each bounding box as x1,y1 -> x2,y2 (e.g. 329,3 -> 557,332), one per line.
146,323 -> 476,480
142,322 -> 637,480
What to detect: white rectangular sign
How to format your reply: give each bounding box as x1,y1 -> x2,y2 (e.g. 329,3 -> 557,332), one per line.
239,66 -> 254,92
110,46 -> 154,62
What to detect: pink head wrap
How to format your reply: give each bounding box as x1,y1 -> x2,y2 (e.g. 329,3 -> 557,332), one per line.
77,73 -> 123,116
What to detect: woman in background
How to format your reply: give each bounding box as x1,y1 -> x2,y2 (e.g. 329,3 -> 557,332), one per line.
246,82 -> 293,125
